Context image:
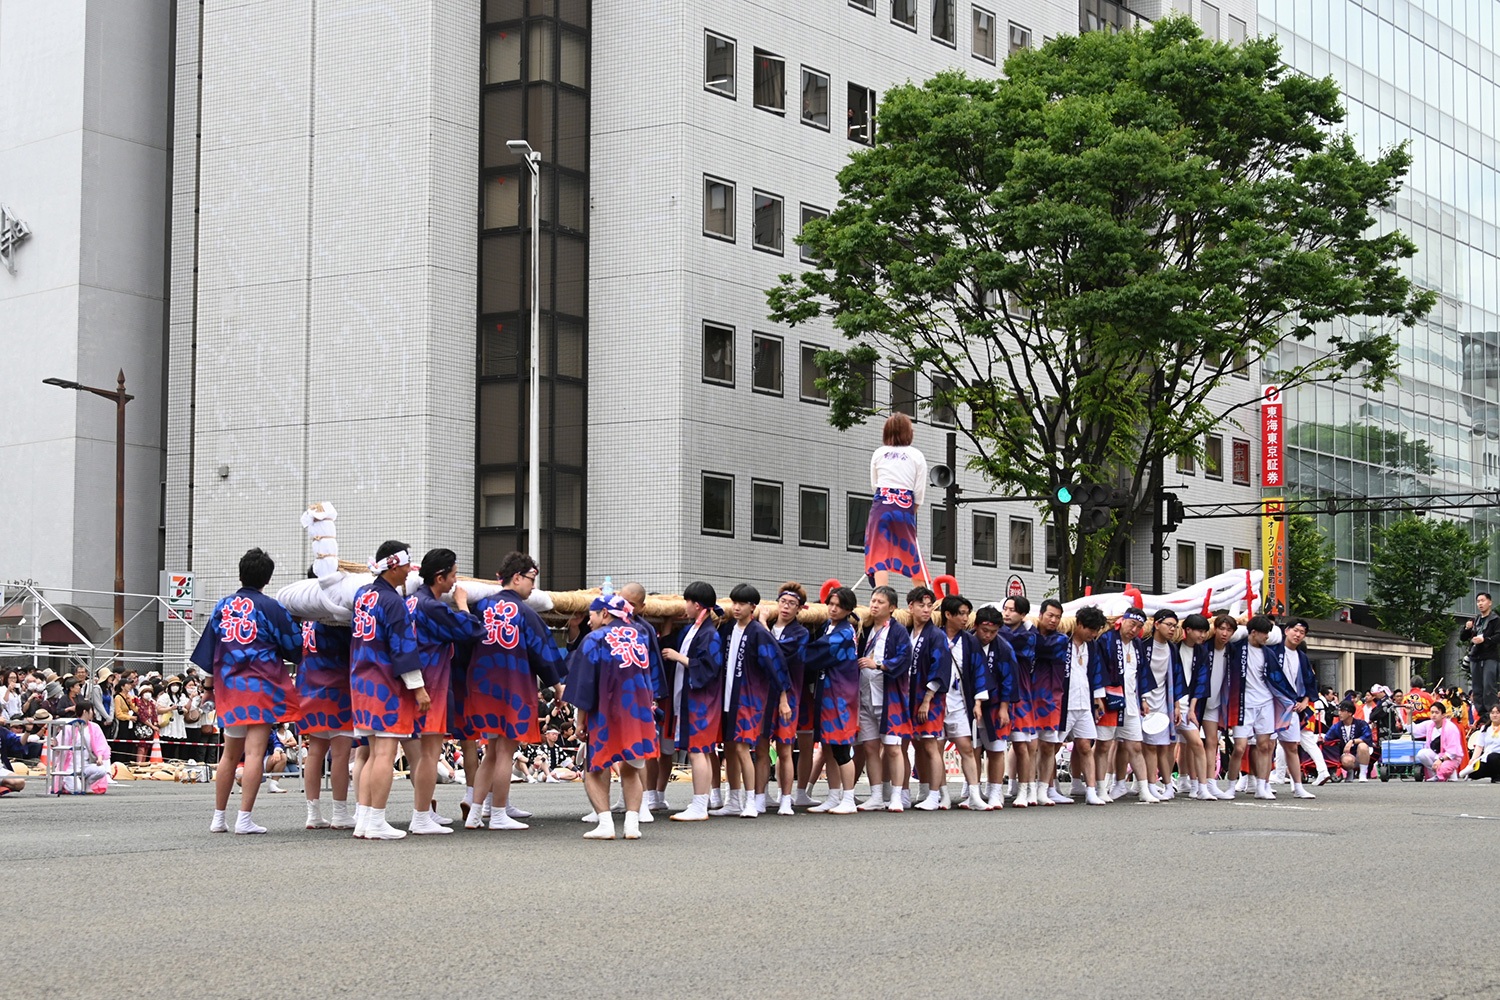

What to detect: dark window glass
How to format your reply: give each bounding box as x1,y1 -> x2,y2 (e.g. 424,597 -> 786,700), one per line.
703,322 -> 734,385
752,333 -> 783,395
847,494 -> 871,551
753,50 -> 785,112
800,488 -> 829,547
752,481 -> 783,542
703,474 -> 735,536
974,512 -> 998,566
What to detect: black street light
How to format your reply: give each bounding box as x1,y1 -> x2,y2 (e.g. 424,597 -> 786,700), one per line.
44,371 -> 134,651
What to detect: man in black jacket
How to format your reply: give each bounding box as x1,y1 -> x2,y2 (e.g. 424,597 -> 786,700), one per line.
1460,592 -> 1500,720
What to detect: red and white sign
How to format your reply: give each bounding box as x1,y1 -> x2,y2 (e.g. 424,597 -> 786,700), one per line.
1006,574 -> 1025,599
1260,384 -> 1283,488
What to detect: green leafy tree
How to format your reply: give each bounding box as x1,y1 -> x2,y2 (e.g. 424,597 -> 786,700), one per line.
767,18 -> 1434,599
1368,516 -> 1487,656
1286,513 -> 1338,619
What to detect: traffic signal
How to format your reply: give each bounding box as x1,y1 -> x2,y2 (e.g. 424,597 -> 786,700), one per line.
1163,492 -> 1186,534
1055,482 -> 1119,532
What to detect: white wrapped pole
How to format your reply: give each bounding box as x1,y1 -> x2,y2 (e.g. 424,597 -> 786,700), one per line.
301,502 -> 341,580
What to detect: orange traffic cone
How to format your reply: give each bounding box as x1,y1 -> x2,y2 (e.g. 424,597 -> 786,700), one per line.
149,737 -> 164,765
37,740 -> 48,774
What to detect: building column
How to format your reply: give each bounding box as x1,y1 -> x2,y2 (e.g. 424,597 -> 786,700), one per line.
1338,650 -> 1356,696
1396,656 -> 1412,690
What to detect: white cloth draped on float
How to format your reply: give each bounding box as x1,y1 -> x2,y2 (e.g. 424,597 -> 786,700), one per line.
276,503 -> 554,625
1055,569 -> 1265,620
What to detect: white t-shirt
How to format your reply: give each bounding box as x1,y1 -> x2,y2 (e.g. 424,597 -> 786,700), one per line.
725,623 -> 747,711
946,634 -> 966,714
870,445 -> 928,506
1208,644 -> 1227,703
675,620 -> 702,707
1143,641 -> 1172,715
1122,643 -> 1140,717
1244,643 -> 1272,707
1068,641 -> 1091,708
772,623 -> 785,640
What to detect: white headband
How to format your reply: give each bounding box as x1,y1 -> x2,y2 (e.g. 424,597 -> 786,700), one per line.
368,549 -> 411,574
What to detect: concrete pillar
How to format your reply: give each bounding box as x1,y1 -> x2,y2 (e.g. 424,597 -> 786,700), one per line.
1338,650 -> 1356,696
1396,656 -> 1412,691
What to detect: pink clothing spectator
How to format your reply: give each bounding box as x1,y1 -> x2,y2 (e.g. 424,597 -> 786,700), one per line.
1413,717 -> 1464,781
50,720 -> 112,794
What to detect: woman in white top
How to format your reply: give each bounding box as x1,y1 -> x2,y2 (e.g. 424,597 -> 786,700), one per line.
1465,703 -> 1500,781
865,412 -> 928,588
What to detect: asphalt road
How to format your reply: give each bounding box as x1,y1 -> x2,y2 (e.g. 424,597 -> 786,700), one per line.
3,775 -> 1497,1000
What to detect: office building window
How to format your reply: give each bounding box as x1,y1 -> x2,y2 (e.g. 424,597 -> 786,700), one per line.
848,83 -> 876,144
703,176 -> 735,241
932,506 -> 950,563
705,32 -> 736,97
801,344 -> 829,403
800,487 -> 830,547
1232,548 -> 1251,570
702,322 -> 734,386
850,0 -> 874,11
799,204 -> 828,263
1205,545 -> 1224,578
847,494 -> 872,551
801,68 -> 830,130
752,190 -> 784,254
486,29 -> 521,84
1009,518 -> 1033,570
892,369 -> 917,417
1009,21 -> 1031,54
702,473 -> 735,536
1205,435 -> 1224,480
1176,451 -> 1196,475
1080,0 -> 1133,32
1177,543 -> 1196,588
974,512 -> 998,566
1201,2 -> 1220,39
972,8 -> 995,62
752,480 -> 783,542
482,173 -> 520,230
1045,523 -> 1059,572
1232,438 -> 1251,485
752,333 -> 783,395
930,374 -> 956,427
753,49 -> 785,112
1227,14 -> 1246,43
480,472 -> 517,528
853,357 -> 877,409
892,0 -> 916,30
932,0 -> 956,44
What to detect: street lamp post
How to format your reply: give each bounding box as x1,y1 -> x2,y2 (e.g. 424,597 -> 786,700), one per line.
507,139 -> 542,568
43,370 -> 133,651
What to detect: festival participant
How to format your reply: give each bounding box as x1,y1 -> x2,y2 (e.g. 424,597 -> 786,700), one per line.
1223,616 -> 1282,801
1414,701 -> 1464,781
865,413 -> 927,588
665,581 -> 725,822
1001,595 -> 1041,806
347,541 -> 430,840
1139,609 -> 1189,801
972,605 -> 1015,810
1197,614 -> 1246,798
464,551 -> 565,831
937,595 -> 990,811
1030,599 -> 1076,806
191,547 -> 304,835
404,548 -> 483,835
856,586 -> 912,811
294,598 -> 355,830
1325,701 -> 1375,781
1045,605 -> 1107,805
1174,613 -> 1217,800
565,594 -> 660,840
711,584 -> 791,818
1268,618 -> 1321,799
805,586 -> 860,815
617,582 -> 668,817
1095,608 -> 1160,804
907,586 -> 952,811
757,583 -> 810,815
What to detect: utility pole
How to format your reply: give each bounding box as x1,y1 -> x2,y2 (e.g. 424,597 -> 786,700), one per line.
945,431 -> 958,577
1150,371 -> 1166,594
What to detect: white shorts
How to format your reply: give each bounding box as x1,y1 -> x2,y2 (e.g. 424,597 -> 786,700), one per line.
1232,702 -> 1276,739
1097,714 -> 1142,742
1274,703 -> 1302,743
973,714 -> 1008,754
354,727 -> 412,740
857,670 -> 884,743
1202,705 -> 1221,725
943,713 -> 973,741
302,729 -> 356,740
1043,708 -> 1097,744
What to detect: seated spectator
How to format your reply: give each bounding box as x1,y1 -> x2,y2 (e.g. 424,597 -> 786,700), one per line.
0,713 -> 44,795
51,701 -> 112,795
533,727 -> 581,782
1325,701 -> 1375,782
1413,701 -> 1464,781
1366,686 -> 1402,740
1466,704 -> 1500,782
1,670 -> 23,719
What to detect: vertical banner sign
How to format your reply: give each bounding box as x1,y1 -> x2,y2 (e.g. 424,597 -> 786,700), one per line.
159,571 -> 195,623
1261,384 -> 1284,487
1260,498 -> 1288,616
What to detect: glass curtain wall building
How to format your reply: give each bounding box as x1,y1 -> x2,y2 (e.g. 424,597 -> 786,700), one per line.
1261,0 -> 1500,608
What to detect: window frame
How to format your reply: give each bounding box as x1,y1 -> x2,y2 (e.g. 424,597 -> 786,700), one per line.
1232,548 -> 1252,570
847,83 -> 876,145
702,174 -> 736,242
751,189 -> 785,255
704,31 -> 737,99
1008,20 -> 1032,55
800,67 -> 831,131
973,510 -> 998,567
701,321 -> 735,387
1231,437 -> 1252,486
1009,517 -> 1034,571
849,0 -> 875,12
1177,542 -> 1197,589
891,0 -> 917,31
751,331 -> 784,396
701,472 -> 736,537
799,203 -> 828,263
891,368 -> 917,418
931,0 -> 957,46
751,48 -> 786,114
800,343 -> 830,404
799,486 -> 831,548
1205,545 -> 1225,578
930,373 -> 956,427
1205,434 -> 1224,480
971,6 -> 996,63
751,479 -> 784,543
932,505 -> 950,565
846,493 -> 872,552
1176,451 -> 1196,476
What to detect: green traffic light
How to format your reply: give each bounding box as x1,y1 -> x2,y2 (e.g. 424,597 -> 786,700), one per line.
1056,486 -> 1073,504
